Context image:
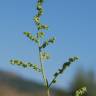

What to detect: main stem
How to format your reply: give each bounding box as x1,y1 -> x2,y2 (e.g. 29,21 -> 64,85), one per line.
38,47 -> 50,96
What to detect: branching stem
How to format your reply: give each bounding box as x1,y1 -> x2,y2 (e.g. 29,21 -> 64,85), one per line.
48,76 -> 56,88
38,45 -> 50,96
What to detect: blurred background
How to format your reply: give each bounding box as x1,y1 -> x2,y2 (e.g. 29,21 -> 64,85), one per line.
0,0 -> 96,96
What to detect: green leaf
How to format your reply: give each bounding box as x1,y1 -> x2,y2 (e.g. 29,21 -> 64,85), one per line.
37,3 -> 43,10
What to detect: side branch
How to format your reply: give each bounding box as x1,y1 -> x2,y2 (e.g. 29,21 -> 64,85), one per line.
48,57 -> 79,88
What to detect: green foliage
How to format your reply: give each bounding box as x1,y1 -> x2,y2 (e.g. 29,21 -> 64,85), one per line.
70,69 -> 96,96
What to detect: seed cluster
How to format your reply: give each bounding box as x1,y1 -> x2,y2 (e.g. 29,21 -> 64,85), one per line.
34,0 -> 48,30
40,37 -> 56,49
48,57 -> 79,88
10,59 -> 41,72
75,87 -> 87,96
23,32 -> 38,43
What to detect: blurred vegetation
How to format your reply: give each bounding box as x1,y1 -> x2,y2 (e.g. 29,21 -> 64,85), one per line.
0,70 -> 69,96
0,68 -> 95,96
70,69 -> 96,96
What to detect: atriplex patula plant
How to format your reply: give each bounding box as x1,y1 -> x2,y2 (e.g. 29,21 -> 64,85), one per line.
10,0 -> 87,96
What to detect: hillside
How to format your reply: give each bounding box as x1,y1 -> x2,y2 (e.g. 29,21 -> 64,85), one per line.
0,70 -> 69,96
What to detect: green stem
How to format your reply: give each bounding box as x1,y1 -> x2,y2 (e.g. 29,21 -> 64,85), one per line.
39,47 -> 47,86
38,47 -> 50,96
47,88 -> 50,96
48,76 -> 56,88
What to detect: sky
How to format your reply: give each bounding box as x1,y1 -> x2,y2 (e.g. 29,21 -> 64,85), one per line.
0,0 -> 96,90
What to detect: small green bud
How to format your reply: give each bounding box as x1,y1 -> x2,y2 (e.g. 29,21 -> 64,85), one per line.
69,57 -> 79,62
48,37 -> 56,43
40,37 -> 55,49
41,52 -> 50,61
37,3 -> 42,10
27,62 -> 33,67
52,80 -> 56,83
69,58 -> 74,62
58,69 -> 63,74
75,87 -> 87,96
54,72 -> 59,77
23,32 -> 38,44
37,10 -> 43,17
23,32 -> 30,36
38,24 -> 48,30
10,59 -> 41,72
22,64 -> 27,68
37,32 -> 45,38
33,16 -> 40,24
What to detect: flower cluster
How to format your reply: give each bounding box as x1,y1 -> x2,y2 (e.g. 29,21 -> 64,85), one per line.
40,37 -> 56,49
10,59 -> 41,72
34,0 -> 48,31
23,32 -> 38,43
48,57 -> 79,88
40,51 -> 50,61
75,87 -> 87,96
54,57 -> 79,76
37,32 -> 45,38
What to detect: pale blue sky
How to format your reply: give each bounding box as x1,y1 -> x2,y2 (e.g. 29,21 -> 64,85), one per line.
0,0 -> 96,90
